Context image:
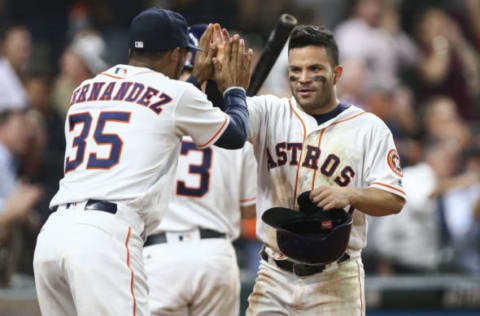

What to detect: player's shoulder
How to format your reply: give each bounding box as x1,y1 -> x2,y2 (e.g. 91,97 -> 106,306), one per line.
339,104 -> 392,135
356,106 -> 393,136
344,104 -> 387,124
99,64 -> 190,91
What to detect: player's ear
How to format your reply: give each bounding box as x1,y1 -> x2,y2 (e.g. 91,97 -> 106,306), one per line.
333,65 -> 343,85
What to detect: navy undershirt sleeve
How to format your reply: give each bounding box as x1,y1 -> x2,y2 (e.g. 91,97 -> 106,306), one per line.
214,88 -> 249,149
186,75 -> 201,89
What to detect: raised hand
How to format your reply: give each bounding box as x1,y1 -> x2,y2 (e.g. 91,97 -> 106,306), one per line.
191,24 -> 217,84
213,32 -> 253,92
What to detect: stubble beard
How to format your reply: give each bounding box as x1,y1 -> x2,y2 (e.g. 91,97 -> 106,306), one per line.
293,82 -> 333,114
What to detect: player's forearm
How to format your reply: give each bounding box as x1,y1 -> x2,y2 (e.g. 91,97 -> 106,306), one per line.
346,187 -> 405,217
215,87 -> 248,149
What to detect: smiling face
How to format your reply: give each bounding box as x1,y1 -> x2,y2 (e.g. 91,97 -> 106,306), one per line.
288,45 -> 342,114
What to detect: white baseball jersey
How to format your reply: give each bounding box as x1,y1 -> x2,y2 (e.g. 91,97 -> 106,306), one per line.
152,136 -> 257,240
144,138 -> 256,316
50,64 -> 231,236
247,95 -> 406,258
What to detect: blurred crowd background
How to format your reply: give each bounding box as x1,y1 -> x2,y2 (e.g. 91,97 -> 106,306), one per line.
0,0 -> 479,293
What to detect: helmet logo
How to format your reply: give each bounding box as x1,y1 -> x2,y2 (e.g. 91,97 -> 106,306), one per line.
321,220 -> 332,230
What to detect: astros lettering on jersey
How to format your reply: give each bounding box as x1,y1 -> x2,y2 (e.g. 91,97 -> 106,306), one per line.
247,95 -> 406,258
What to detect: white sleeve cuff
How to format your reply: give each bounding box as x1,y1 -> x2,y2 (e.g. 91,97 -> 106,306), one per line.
223,86 -> 246,96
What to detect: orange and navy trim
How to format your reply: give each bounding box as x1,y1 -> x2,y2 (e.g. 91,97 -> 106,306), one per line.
124,227 -> 137,316
289,99 -> 307,209
197,115 -> 230,148
370,182 -> 406,197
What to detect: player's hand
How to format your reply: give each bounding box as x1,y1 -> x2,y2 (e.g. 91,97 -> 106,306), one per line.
191,24 -> 217,84
213,26 -> 230,65
213,33 -> 253,92
310,185 -> 350,210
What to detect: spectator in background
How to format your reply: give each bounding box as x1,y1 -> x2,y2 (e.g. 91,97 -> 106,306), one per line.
443,145 -> 480,275
337,58 -> 368,108
364,85 -> 423,167
422,96 -> 471,151
465,0 -> 480,53
335,0 -> 418,91
373,138 -> 477,274
0,109 -> 43,286
414,7 -> 480,121
52,31 -> 108,116
24,73 -> 65,223
0,25 -> 31,110
294,0 -> 350,30
390,86 -> 423,167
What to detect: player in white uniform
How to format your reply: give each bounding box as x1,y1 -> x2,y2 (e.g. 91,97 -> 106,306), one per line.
144,137 -> 256,316
143,25 -> 257,315
33,8 -> 253,316
246,25 -> 406,315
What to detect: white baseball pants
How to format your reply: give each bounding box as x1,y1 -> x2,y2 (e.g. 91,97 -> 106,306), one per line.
246,255 -> 365,315
144,237 -> 240,316
33,206 -> 150,316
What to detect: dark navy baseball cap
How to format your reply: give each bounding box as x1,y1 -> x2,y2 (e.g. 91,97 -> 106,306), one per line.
129,7 -> 199,52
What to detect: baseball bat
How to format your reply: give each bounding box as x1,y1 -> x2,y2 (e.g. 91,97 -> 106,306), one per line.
247,14 -> 298,97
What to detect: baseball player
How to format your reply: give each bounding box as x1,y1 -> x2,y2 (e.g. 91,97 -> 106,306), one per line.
143,26 -> 257,316
144,137 -> 256,316
246,25 -> 406,315
33,8 -> 253,316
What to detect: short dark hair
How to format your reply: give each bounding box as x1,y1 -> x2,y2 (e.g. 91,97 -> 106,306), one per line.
288,25 -> 339,66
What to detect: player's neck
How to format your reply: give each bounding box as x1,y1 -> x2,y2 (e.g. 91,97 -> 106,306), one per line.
302,98 -> 339,116
128,58 -> 172,77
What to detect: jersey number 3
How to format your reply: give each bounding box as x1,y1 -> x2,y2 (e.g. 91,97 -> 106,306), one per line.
176,141 -> 212,197
65,111 -> 131,173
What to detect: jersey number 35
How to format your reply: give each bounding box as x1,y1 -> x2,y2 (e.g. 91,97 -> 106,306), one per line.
64,111 -> 131,173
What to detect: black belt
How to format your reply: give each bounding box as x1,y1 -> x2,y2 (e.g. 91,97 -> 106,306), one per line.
145,229 -> 226,246
54,199 -> 118,214
260,248 -> 350,277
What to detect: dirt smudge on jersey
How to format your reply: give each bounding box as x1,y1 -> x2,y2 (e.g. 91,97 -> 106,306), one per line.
271,171 -> 294,208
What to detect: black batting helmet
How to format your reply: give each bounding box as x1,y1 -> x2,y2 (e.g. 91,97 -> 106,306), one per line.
262,191 -> 353,265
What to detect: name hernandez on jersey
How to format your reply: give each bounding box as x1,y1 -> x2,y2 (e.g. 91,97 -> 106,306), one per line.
69,76 -> 173,116
247,94 -> 406,257
50,65 -> 231,236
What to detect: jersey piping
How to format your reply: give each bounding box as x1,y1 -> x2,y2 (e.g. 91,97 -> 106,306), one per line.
240,196 -> 257,203
124,227 -> 137,316
289,99 -> 307,209
370,181 -> 406,197
100,72 -> 124,80
311,129 -> 326,190
196,115 -> 230,148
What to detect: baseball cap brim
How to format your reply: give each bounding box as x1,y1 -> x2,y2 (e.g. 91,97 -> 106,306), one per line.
262,207 -> 351,234
262,207 -> 324,232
